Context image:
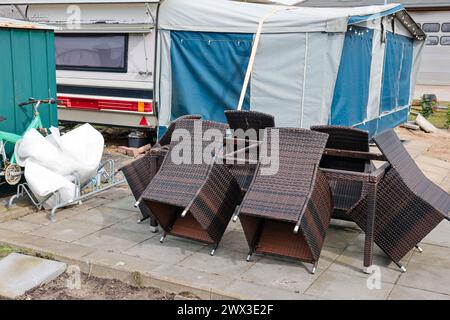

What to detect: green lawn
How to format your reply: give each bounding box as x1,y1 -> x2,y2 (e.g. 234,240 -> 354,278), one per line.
410,108 -> 449,129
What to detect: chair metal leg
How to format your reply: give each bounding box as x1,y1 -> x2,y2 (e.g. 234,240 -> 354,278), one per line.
415,245 -> 423,253
137,216 -> 150,224
394,261 -> 407,273
159,232 -> 167,243
149,217 -> 158,233
311,261 -> 318,275
246,252 -> 253,262
210,243 -> 219,256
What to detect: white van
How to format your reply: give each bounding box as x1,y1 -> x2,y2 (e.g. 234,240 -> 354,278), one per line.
13,0 -> 159,129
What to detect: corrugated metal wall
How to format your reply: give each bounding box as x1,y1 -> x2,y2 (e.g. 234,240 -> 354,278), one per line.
0,27 -> 57,195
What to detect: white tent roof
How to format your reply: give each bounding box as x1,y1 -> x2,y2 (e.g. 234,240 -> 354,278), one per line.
159,0 -> 402,33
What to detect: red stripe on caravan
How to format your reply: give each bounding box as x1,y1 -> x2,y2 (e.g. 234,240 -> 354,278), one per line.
57,96 -> 152,113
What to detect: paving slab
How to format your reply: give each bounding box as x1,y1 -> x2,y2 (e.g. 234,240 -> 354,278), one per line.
109,214 -> 156,235
223,279 -> 314,300
322,223 -> 362,249
422,221 -> 450,248
388,285 -> 450,300
151,264 -> 235,298
103,196 -> 140,213
69,206 -> 133,227
305,270 -> 395,300
218,230 -> 249,254
98,186 -> 131,200
408,243 -> 450,268
0,219 -> 42,233
177,247 -> 259,277
0,253 -> 66,299
327,247 -> 405,284
0,229 -> 45,248
30,238 -> 96,260
30,219 -> 106,243
397,263 -> 450,295
124,234 -> 206,265
74,226 -> 153,252
239,256 -> 324,294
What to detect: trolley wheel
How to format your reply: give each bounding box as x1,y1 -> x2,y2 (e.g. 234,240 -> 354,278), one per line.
4,164 -> 22,185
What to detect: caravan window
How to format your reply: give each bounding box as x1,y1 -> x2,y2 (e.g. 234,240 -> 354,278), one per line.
422,23 -> 440,33
55,34 -> 128,72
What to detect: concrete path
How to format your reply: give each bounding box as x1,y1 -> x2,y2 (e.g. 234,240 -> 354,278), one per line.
0,141 -> 449,300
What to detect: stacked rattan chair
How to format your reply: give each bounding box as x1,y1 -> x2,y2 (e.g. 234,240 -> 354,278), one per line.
224,110 -> 275,193
347,129 -> 450,271
233,128 -> 333,274
141,119 -> 242,255
311,125 -> 373,220
120,115 -> 201,226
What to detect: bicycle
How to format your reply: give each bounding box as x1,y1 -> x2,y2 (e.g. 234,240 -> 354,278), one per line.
0,97 -> 59,185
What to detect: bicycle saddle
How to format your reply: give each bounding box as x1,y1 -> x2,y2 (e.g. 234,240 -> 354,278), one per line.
0,117 -> 5,122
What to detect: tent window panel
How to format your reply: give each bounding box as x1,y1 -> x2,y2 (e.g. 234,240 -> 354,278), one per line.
170,31 -> 252,123
380,33 -> 414,112
331,27 -> 373,126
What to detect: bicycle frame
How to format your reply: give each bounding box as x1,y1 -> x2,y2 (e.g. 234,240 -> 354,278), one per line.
0,99 -> 46,165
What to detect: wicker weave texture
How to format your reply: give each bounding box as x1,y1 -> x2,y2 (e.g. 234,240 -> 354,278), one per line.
239,128 -> 329,222
238,128 -> 333,264
156,114 -> 202,147
121,148 -> 168,219
311,125 -> 372,218
142,119 -> 242,245
225,110 -> 275,139
348,129 -> 450,263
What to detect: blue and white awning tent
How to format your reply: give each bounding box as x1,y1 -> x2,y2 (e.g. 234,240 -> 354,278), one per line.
155,0 -> 425,138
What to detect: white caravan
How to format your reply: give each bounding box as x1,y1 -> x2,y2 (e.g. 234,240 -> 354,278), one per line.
9,0 -> 159,129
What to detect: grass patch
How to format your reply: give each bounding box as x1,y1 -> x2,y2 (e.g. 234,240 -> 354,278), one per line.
0,244 -> 34,259
410,108 -> 449,129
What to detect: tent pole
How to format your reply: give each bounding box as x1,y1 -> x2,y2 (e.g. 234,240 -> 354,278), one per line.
236,6 -> 294,111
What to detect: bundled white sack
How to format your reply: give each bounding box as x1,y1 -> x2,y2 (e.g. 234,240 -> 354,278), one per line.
24,161 -> 77,209
14,123 -> 104,208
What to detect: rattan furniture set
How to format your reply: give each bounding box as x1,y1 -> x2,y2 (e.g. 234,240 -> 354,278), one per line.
121,111 -> 450,274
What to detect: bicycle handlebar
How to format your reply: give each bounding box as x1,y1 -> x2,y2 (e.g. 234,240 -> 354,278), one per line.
18,98 -> 62,107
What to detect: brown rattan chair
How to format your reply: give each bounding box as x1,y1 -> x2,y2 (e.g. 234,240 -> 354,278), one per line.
155,114 -> 202,147
119,115 -> 201,227
141,119 -> 242,255
347,129 -> 450,271
224,110 -> 275,140
224,110 -> 275,193
311,125 -> 373,220
311,125 -> 390,272
234,128 -> 333,274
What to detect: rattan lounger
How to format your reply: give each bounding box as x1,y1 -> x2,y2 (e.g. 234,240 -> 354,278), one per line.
120,115 -> 201,226
347,129 -> 450,271
224,110 -> 275,193
234,128 -> 333,274
141,119 -> 242,255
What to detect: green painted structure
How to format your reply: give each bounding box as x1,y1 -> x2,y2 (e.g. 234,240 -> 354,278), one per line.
0,18 -> 58,195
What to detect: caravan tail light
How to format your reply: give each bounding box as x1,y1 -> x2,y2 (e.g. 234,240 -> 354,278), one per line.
58,96 -> 152,113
